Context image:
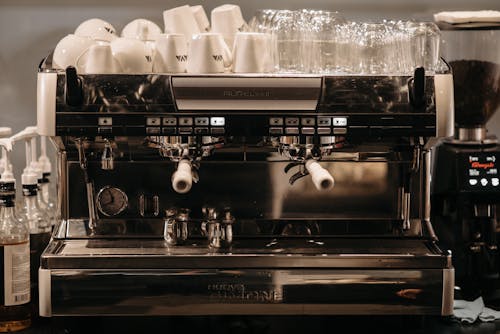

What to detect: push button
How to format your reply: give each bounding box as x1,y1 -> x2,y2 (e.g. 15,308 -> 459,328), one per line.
146,127 -> 161,134
195,117 -> 209,126
178,127 -> 193,134
210,117 -> 225,126
269,127 -> 283,135
301,118 -> 315,126
333,117 -> 348,126
146,117 -> 161,126
179,117 -> 193,126
317,127 -> 331,135
163,117 -> 177,126
333,128 -> 347,135
162,127 -> 176,135
318,117 -> 331,126
98,117 -> 113,126
194,127 -> 209,135
269,118 -> 284,126
211,128 -> 225,135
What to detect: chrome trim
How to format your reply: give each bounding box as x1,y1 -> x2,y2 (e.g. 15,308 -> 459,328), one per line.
38,268 -> 52,317
41,238 -> 450,269
171,76 -> 322,111
58,149 -> 67,222
153,195 -> 160,217
423,149 -> 437,240
36,71 -> 57,136
434,73 -> 454,138
139,194 -> 145,217
458,127 -> 487,142
45,268 -> 448,316
441,268 -> 455,316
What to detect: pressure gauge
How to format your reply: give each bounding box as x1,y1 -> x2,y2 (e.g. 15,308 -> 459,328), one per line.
96,186 -> 128,217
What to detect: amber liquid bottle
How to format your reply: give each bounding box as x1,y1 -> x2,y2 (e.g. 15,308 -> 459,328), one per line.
0,181 -> 31,332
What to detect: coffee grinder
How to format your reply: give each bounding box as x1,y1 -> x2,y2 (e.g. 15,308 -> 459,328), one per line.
432,20 -> 500,301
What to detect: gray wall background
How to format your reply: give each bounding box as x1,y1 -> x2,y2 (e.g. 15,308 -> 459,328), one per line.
1,0 -> 500,176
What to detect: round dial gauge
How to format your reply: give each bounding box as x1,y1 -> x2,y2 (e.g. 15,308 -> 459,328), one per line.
96,186 -> 128,217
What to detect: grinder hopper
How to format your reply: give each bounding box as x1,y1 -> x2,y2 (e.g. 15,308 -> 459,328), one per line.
437,19 -> 500,141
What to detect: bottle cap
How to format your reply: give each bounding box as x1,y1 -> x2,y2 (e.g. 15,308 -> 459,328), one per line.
21,172 -> 38,186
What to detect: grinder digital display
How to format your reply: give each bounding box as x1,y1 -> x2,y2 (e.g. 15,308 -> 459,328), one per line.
463,153 -> 499,190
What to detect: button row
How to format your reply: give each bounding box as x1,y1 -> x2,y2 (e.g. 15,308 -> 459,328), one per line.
269,117 -> 348,127
146,117 -> 225,127
269,127 -> 347,135
469,178 -> 499,187
146,127 -> 225,135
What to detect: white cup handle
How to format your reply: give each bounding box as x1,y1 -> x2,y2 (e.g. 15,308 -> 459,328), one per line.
219,37 -> 232,68
75,47 -> 90,73
75,46 -> 123,74
112,57 -> 124,73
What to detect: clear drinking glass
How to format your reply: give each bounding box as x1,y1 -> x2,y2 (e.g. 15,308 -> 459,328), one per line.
271,10 -> 310,73
249,9 -> 278,33
357,23 -> 392,74
307,10 -> 346,73
421,22 -> 441,72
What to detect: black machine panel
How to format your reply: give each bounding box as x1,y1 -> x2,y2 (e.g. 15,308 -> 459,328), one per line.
55,73 -> 438,138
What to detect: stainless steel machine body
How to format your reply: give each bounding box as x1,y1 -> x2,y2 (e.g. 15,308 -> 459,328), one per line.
36,64 -> 455,316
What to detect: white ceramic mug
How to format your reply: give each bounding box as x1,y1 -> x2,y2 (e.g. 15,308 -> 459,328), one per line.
152,34 -> 188,73
187,33 -> 232,73
211,4 -> 247,50
121,18 -> 162,41
52,34 -> 96,70
75,18 -> 117,42
190,5 -> 210,32
76,44 -> 121,74
232,32 -> 272,73
163,5 -> 200,38
110,37 -> 151,73
122,18 -> 162,63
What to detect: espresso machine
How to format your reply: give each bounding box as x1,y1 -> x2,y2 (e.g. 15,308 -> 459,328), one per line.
432,22 -> 500,301
35,56 -> 455,316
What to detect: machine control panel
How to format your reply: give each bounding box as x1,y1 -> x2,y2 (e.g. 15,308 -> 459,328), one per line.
462,152 -> 500,191
55,112 -> 436,137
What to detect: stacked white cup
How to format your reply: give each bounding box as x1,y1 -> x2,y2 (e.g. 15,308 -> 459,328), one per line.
232,32 -> 273,73
53,18 -> 117,70
211,4 -> 247,51
152,34 -> 188,73
121,18 -> 162,65
187,33 -> 232,73
51,5 -> 277,75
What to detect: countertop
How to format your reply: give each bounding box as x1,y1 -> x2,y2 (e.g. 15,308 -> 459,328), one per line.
16,315 -> 500,334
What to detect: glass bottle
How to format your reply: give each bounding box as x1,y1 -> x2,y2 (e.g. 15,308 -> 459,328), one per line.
17,182 -> 51,321
36,178 -> 56,230
0,181 -> 31,332
38,136 -> 58,230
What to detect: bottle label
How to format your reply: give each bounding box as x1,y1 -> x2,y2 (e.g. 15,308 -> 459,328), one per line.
0,195 -> 15,207
22,185 -> 37,197
1,242 -> 31,306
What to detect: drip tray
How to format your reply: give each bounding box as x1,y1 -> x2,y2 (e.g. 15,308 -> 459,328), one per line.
39,237 -> 454,316
42,237 -> 450,269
